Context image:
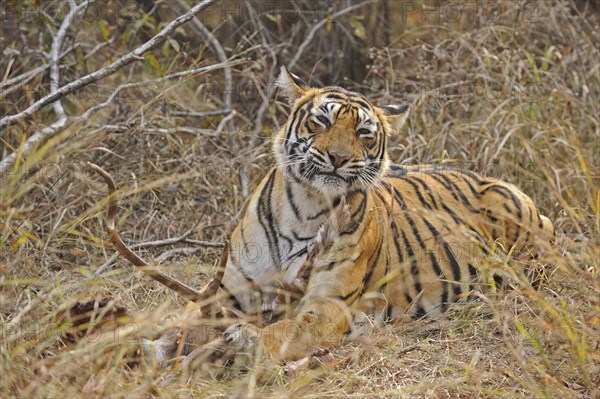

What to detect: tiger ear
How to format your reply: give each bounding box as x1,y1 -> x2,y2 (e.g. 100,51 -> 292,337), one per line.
377,104 -> 410,134
276,66 -> 309,103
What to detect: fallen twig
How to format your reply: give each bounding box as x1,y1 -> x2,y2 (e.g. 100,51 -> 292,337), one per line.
155,247 -> 203,263
88,162 -> 227,304
171,110 -> 232,118
94,227 -> 223,276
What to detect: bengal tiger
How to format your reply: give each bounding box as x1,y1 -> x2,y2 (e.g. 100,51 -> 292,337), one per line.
97,66 -> 554,369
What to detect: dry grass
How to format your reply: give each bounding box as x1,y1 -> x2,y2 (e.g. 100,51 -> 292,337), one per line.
1,1 -> 598,398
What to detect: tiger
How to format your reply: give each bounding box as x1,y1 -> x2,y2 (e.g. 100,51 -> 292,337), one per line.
120,66 -> 554,369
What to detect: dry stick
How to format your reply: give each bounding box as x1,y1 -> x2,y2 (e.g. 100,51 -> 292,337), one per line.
288,0 -> 376,70
76,61 -> 241,124
94,227 -> 223,276
0,1 -> 88,175
0,62 -> 49,90
197,239 -> 229,314
50,0 -> 85,122
0,46 -> 75,97
170,110 -> 231,117
0,60 -> 241,175
88,162 -> 226,304
176,0 -> 234,144
245,1 -> 278,141
155,247 -> 202,263
0,0 -> 215,132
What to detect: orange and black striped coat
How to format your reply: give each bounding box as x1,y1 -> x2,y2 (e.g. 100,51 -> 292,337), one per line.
213,67 -> 553,361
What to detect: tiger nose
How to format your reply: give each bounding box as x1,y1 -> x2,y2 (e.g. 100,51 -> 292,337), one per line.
328,151 -> 351,168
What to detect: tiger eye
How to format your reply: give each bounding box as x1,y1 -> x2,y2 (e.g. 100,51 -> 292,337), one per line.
317,115 -> 331,127
361,136 -> 375,146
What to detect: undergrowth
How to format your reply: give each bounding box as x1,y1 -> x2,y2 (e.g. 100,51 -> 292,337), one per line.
1,1 -> 598,398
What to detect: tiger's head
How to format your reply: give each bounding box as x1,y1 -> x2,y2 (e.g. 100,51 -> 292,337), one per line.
273,67 -> 409,197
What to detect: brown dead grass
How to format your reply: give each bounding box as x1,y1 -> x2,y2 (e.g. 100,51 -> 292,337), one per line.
1,1 -> 599,398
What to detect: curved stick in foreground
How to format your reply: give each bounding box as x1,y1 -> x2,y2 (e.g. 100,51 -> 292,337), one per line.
88,162 -> 226,304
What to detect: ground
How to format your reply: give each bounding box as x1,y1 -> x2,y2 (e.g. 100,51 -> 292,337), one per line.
0,1 -> 598,398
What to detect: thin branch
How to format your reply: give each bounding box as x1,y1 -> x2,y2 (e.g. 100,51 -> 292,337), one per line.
288,0 -> 376,70
0,60 -> 241,175
1,63 -> 48,90
183,239 -> 225,248
176,0 -> 235,146
75,61 -> 240,123
155,247 -> 202,263
95,227 -> 223,276
245,0 -> 278,141
83,36 -> 116,60
0,47 -> 74,97
50,0 -> 87,121
176,0 -> 231,115
98,124 -> 219,137
170,109 -> 231,117
214,110 -> 237,135
0,0 -> 215,132
142,126 -> 219,137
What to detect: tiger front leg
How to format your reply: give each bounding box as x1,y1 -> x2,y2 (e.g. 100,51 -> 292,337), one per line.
223,297 -> 352,363
142,301 -> 240,369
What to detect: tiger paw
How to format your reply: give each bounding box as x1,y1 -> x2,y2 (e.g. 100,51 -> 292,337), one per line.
283,348 -> 336,378
222,322 -> 262,353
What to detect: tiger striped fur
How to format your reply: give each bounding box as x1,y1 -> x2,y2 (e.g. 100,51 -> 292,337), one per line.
145,66 -> 554,365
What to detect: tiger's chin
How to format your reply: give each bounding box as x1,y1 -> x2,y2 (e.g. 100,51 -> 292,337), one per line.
299,170 -> 349,197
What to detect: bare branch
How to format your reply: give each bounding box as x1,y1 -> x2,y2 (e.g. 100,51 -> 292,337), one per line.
0,0 -> 215,132
214,111 -> 237,135
141,126 -> 220,137
1,63 -> 48,91
75,61 -> 240,124
288,0 -> 376,70
170,110 -> 231,117
176,0 -> 232,116
176,0 -> 235,148
95,228 -> 223,276
88,162 -> 204,302
0,61 -> 241,175
244,1 -> 278,141
83,37 -> 116,60
50,0 -> 89,121
0,47 -> 74,97
155,247 -> 202,263
182,239 -> 225,248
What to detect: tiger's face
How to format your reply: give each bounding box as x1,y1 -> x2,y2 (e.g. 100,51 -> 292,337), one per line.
273,67 -> 409,197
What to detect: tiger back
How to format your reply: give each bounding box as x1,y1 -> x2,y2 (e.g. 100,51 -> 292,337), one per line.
304,165 -> 555,325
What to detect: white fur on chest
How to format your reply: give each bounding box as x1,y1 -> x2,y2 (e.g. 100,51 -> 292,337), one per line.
236,179 -> 332,287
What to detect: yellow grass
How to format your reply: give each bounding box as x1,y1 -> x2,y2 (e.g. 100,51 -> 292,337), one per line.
1,1 -> 598,397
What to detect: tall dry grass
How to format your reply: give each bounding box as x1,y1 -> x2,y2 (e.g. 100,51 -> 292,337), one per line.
1,1 -> 598,397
